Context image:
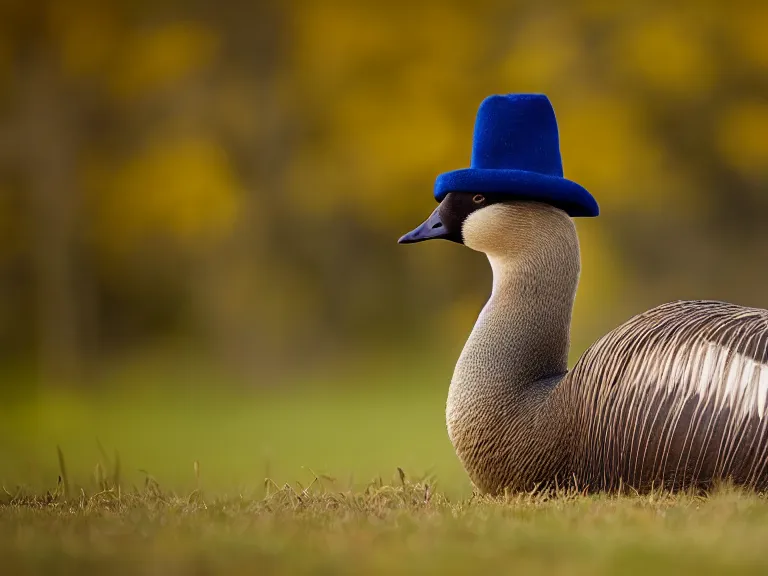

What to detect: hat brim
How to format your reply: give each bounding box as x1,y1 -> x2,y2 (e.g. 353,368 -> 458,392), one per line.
434,168 -> 599,218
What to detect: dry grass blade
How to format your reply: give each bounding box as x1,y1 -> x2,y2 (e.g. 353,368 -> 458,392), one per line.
56,445 -> 69,499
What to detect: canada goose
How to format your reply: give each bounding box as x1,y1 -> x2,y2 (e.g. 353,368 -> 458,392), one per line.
399,94 -> 768,495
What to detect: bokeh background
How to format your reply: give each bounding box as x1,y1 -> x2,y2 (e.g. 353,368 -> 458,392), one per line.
1,0 -> 767,497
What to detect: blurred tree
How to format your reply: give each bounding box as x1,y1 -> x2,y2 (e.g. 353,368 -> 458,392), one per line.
0,0 -> 234,383
0,0 -> 767,387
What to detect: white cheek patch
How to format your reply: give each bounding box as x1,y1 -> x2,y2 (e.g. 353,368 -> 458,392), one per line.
461,204 -> 514,254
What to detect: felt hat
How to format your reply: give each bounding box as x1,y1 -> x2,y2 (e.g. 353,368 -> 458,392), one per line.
434,94 -> 599,217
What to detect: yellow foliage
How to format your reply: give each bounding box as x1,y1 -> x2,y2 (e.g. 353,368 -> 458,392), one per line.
406,2 -> 485,67
110,22 -> 218,99
557,93 -> 665,212
291,1 -> 483,93
285,1 -> 485,228
286,86 -> 459,228
7,0 -> 768,369
500,14 -> 584,92
284,148 -> 350,220
290,1 -> 397,95
727,7 -> 768,69
86,138 -> 241,252
47,0 -> 121,78
579,0 -> 624,21
717,100 -> 768,179
617,13 -> 717,94
345,91 -> 458,223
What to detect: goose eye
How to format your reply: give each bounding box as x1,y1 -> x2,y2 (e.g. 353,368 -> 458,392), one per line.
472,194 -> 485,204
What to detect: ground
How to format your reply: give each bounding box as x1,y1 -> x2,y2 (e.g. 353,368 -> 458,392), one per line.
5,482 -> 768,575
3,359 -> 768,574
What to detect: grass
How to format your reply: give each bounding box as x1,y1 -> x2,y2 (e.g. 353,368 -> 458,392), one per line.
5,479 -> 768,575
5,358 -> 768,574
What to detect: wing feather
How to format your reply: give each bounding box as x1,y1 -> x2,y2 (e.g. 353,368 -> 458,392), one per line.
566,300 -> 768,490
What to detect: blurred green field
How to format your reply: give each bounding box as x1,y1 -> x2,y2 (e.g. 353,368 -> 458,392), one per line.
0,354 -> 471,499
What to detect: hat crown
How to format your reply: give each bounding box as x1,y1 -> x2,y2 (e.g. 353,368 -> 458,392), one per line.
471,94 -> 563,177
433,93 -> 599,217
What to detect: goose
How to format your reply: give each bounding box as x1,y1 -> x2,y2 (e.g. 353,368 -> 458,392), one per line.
399,93 -> 768,495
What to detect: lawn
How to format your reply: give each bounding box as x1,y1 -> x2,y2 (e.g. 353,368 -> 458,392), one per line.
3,358 -> 768,574
5,482 -> 768,575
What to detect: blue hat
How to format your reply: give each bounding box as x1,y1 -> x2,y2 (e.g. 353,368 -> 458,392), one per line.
434,94 -> 599,217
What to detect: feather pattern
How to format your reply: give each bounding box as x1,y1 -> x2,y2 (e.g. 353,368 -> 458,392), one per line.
562,300 -> 768,491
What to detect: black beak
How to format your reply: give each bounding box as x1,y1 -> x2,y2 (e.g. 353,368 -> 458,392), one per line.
398,206 -> 450,244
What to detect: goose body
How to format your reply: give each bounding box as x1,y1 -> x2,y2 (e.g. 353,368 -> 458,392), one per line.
399,93 -> 768,494
563,299 -> 768,492
401,199 -> 768,495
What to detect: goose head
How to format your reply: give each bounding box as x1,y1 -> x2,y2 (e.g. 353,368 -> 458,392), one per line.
398,193 -> 578,261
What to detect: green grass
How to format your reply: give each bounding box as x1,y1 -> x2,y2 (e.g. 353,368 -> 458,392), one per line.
4,360 -> 768,574
5,481 -> 768,575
